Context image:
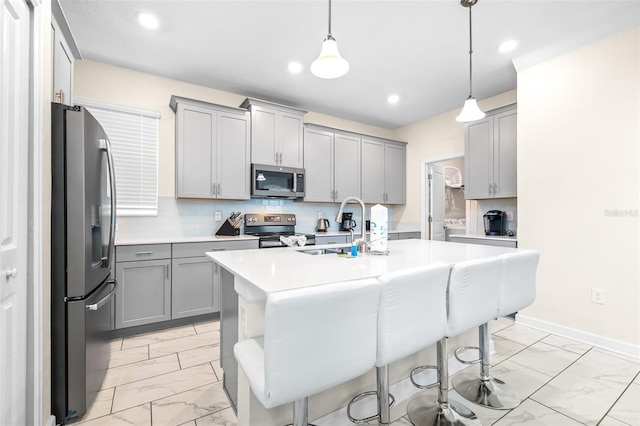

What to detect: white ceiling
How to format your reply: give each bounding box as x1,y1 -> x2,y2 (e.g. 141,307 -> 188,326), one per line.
59,0 -> 639,129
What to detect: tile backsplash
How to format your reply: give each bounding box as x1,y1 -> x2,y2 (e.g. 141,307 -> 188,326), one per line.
116,196 -> 399,239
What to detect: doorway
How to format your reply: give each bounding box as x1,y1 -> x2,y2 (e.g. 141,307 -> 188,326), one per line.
421,154 -> 466,240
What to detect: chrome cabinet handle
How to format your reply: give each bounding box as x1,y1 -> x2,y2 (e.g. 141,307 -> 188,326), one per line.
165,264 -> 169,278
135,251 -> 154,256
493,183 -> 498,194
217,183 -> 221,196
4,268 -> 17,279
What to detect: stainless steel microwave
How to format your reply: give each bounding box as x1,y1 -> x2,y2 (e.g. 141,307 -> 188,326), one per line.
251,164 -> 305,199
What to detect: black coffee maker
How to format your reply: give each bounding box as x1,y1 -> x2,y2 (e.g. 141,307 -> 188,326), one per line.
340,212 -> 356,231
483,210 -> 506,236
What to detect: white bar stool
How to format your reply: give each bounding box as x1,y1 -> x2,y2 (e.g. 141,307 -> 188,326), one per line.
234,278 -> 381,426
452,250 -> 540,410
407,257 -> 503,426
346,264 -> 451,425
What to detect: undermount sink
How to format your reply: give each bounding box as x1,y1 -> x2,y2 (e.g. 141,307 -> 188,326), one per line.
299,247 -> 349,256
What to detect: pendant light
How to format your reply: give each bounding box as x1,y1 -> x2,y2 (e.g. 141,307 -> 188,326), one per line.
311,0 -> 349,79
456,0 -> 485,122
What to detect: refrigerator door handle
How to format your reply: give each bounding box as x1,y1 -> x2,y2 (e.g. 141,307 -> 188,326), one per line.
86,279 -> 117,311
99,138 -> 117,269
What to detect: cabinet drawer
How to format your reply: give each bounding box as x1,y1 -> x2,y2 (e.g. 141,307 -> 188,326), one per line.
117,244 -> 171,262
398,232 -> 421,240
315,235 -> 349,245
172,240 -> 258,258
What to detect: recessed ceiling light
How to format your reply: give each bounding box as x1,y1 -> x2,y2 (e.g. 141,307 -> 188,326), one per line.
288,62 -> 303,74
137,12 -> 159,30
498,40 -> 518,53
387,94 -> 400,104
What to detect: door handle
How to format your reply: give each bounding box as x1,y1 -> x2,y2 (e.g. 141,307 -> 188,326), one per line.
99,138 -> 117,270
4,268 -> 17,279
86,279 -> 117,311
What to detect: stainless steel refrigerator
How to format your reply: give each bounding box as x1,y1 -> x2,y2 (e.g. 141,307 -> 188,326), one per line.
51,103 -> 117,423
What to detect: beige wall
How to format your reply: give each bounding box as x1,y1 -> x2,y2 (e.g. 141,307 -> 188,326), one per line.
392,90 -> 517,226
517,27 -> 639,345
74,60 -> 394,198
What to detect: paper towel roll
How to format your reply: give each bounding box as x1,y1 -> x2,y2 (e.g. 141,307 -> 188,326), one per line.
370,204 -> 388,252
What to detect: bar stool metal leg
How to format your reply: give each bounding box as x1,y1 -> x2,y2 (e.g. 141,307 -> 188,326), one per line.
407,338 -> 481,426
347,366 -> 396,424
452,323 -> 520,410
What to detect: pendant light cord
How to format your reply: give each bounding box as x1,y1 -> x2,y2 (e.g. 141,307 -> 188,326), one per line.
328,0 -> 333,38
468,4 -> 473,98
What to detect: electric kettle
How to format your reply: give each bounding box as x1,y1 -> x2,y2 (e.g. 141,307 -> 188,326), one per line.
317,218 -> 330,232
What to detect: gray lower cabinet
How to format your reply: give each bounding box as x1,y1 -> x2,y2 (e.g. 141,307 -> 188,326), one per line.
115,239 -> 258,329
115,245 -> 172,328
171,240 -> 258,320
171,256 -> 218,319
389,231 -> 421,240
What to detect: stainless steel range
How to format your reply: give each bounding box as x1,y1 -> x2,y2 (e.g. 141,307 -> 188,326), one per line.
244,213 -> 315,248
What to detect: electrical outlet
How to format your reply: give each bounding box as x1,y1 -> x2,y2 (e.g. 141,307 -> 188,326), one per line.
506,210 -> 514,221
317,211 -> 323,219
214,211 -> 222,221
591,288 -> 605,305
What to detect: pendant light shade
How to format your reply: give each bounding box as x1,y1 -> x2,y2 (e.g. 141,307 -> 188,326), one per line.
311,0 -> 349,79
456,0 -> 485,123
456,96 -> 485,122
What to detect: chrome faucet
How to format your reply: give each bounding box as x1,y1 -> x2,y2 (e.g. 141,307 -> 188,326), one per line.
335,196 -> 367,253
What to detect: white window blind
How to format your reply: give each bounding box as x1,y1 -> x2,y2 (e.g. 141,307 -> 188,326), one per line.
76,97 -> 160,216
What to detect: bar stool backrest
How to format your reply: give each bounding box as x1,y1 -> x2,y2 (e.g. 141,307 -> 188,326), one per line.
447,257 -> 502,336
263,278 -> 381,408
498,251 -> 540,316
377,264 -> 450,366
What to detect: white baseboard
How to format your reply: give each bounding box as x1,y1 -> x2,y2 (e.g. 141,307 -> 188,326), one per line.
516,314 -> 640,359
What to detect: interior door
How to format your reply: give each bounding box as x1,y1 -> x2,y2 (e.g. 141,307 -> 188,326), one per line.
428,165 -> 445,241
0,0 -> 30,423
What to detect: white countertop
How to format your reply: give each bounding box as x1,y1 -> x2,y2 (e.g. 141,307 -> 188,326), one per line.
207,239 -> 523,301
115,234 -> 259,246
448,233 -> 518,242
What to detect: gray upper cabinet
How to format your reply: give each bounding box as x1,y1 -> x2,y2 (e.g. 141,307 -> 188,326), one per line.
465,104 -> 517,199
361,138 -> 406,204
171,96 -> 250,200
240,98 -> 306,168
51,0 -> 81,106
303,125 -> 361,202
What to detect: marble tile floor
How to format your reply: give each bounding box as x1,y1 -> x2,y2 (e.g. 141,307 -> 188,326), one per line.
74,317 -> 639,426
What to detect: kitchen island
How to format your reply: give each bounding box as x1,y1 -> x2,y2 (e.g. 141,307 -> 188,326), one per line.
208,239 -> 524,425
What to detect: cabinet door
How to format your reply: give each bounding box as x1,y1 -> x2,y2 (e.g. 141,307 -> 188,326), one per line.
361,138 -> 385,204
493,109 -> 517,198
176,104 -> 215,198
115,259 -> 171,328
303,128 -> 334,202
279,111 -> 304,168
171,256 -> 218,319
217,111 -> 250,199
384,143 -> 406,204
465,117 -> 493,199
250,106 -> 278,166
334,133 -> 361,202
51,21 -> 73,105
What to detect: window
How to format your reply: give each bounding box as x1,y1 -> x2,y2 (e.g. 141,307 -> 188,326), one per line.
76,97 -> 160,216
